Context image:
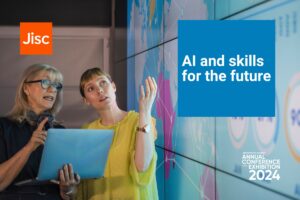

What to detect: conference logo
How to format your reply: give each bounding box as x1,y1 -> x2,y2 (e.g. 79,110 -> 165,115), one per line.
20,22 -> 52,55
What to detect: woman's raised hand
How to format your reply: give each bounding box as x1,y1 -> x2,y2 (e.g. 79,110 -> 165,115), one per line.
26,117 -> 48,152
139,76 -> 157,118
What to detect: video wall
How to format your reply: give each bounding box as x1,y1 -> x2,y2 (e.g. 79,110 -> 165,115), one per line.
123,0 -> 300,199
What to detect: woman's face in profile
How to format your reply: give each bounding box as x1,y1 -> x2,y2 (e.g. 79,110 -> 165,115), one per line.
24,70 -> 60,114
83,75 -> 116,110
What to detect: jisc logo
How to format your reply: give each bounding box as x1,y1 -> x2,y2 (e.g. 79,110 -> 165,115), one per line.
20,22 -> 52,55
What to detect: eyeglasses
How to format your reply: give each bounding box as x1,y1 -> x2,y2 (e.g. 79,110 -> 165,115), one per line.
25,79 -> 63,91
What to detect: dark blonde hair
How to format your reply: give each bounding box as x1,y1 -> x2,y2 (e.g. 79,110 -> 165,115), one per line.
79,67 -> 112,97
8,63 -> 63,122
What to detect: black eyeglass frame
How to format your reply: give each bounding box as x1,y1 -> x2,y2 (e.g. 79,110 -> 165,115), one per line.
24,79 -> 63,91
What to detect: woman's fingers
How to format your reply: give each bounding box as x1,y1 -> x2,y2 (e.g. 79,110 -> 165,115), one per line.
33,138 -> 45,145
68,164 -> 74,181
139,76 -> 157,114
37,117 -> 48,131
60,169 -> 66,183
60,164 -> 80,185
32,131 -> 47,143
141,76 -> 157,99
151,77 -> 157,92
63,164 -> 70,183
38,132 -> 47,141
148,77 -> 156,97
145,78 -> 150,97
140,85 -> 145,99
75,173 -> 81,184
50,179 -> 60,184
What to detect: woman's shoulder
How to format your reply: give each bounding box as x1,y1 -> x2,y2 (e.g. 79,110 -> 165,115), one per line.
0,116 -> 19,127
81,118 -> 100,129
121,111 -> 139,124
128,110 -> 139,118
53,122 -> 65,129
0,117 -> 22,137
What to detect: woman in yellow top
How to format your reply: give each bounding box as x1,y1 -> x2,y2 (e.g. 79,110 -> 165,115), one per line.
75,67 -> 158,200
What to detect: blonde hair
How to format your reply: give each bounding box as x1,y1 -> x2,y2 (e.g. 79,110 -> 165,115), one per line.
8,63 -> 63,122
79,67 -> 112,97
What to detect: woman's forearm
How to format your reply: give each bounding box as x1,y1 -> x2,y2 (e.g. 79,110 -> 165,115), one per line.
0,145 -> 32,191
134,113 -> 154,172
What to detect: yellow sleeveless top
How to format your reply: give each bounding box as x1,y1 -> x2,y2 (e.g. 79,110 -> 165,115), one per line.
76,111 -> 159,200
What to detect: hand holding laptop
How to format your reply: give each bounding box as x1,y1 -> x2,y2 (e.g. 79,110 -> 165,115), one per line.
59,163 -> 81,200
